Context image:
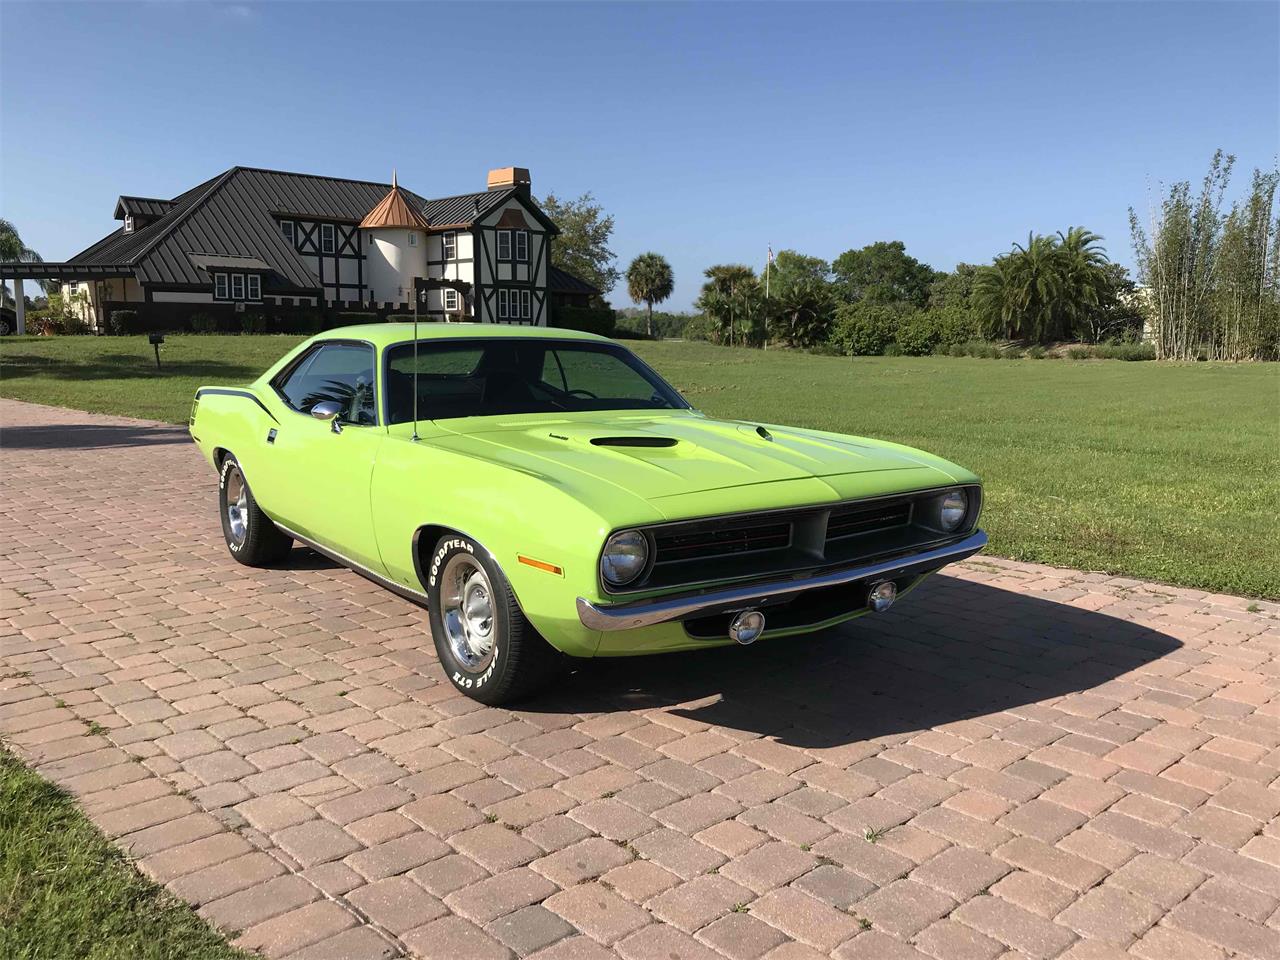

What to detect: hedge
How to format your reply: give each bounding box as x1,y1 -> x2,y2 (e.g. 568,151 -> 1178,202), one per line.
550,305 -> 615,337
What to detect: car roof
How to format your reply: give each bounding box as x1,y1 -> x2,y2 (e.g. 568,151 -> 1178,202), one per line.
313,323 -> 613,349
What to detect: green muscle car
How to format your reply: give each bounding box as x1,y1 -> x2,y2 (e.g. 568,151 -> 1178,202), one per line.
190,324 -> 986,704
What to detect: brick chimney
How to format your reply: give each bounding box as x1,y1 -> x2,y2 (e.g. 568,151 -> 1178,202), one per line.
487,166 -> 531,196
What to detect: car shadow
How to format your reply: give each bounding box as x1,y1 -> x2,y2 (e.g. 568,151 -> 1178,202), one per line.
519,575 -> 1181,748
0,423 -> 193,450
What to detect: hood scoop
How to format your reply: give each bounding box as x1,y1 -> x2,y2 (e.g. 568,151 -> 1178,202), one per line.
589,436 -> 679,448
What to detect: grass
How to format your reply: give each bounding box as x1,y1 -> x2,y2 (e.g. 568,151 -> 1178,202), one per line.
2,334 -> 1278,598
0,747 -> 247,960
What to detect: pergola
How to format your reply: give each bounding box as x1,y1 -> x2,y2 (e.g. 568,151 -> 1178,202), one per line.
0,262 -> 134,333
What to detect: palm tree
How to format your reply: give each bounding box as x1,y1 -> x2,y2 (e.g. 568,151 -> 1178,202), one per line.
626,253 -> 674,338
0,218 -> 44,305
1054,227 -> 1110,340
696,264 -> 756,345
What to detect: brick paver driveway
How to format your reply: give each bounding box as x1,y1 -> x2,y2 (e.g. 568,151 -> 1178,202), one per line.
2,398 -> 1278,960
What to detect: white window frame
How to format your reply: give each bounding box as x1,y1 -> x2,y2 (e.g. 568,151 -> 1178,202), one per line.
442,231 -> 457,260
444,288 -> 459,312
124,214 -> 135,233
515,230 -> 528,262
408,231 -> 418,247
231,274 -> 245,300
519,289 -> 530,319
214,273 -> 228,299
246,274 -> 261,301
497,289 -> 509,319
496,229 -> 511,261
320,223 -> 335,253
280,221 -> 295,245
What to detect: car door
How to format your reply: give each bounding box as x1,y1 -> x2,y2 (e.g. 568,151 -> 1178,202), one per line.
263,339 -> 385,571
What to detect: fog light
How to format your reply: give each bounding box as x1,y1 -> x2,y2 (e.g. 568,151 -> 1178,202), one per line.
868,581 -> 898,613
728,610 -> 765,645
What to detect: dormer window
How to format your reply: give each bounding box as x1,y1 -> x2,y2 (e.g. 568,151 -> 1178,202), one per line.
214,273 -> 229,299
280,221 -> 295,246
321,223 -> 335,253
124,214 -> 135,234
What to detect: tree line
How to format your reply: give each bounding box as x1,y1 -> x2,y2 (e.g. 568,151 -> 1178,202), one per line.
547,150 -> 1277,362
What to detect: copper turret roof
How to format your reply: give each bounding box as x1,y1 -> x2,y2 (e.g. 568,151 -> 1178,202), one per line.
359,170 -> 430,230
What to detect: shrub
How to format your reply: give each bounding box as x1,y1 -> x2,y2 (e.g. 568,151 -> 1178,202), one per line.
550,306 -> 615,337
682,313 -> 714,341
337,312 -> 378,325
107,310 -> 138,336
240,313 -> 268,334
190,313 -> 219,334
926,304 -> 981,346
831,303 -> 900,356
882,341 -> 903,357
1091,342 -> 1156,361
1026,345 -> 1047,359
894,311 -> 939,356
1066,345 -> 1092,360
950,339 -> 1001,358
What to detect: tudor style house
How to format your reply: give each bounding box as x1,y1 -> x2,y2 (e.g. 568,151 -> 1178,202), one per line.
1,165 -> 600,332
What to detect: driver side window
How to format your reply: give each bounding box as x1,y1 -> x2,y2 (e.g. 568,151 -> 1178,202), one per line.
276,342 -> 377,425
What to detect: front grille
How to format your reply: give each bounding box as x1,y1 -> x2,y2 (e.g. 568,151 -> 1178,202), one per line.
825,501 -> 911,542
653,519 -> 791,565
601,484 -> 980,595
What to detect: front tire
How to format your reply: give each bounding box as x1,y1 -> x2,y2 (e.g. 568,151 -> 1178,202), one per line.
426,534 -> 561,704
219,455 -> 293,566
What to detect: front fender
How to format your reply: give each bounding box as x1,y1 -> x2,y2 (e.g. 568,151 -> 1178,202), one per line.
370,433 -> 656,657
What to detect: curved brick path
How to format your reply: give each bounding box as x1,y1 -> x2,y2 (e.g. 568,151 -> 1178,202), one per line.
1,397 -> 1277,960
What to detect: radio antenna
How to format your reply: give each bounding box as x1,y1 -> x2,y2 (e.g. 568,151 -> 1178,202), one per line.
411,279 -> 420,442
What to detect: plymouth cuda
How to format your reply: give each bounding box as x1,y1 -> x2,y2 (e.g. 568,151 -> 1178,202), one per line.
190,324 -> 986,703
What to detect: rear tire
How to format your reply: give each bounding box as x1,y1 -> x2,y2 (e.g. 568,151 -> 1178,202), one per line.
219,455 -> 293,566
426,534 -> 562,704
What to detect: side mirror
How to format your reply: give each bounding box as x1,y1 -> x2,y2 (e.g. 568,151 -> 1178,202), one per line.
310,401 -> 344,433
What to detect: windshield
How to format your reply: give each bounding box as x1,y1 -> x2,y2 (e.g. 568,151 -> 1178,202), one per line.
384,338 -> 689,423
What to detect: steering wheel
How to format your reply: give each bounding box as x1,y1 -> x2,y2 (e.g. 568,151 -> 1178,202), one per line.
566,388 -> 599,400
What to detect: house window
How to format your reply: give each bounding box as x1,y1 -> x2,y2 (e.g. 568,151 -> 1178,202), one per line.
521,289 -> 531,319
124,214 -> 135,233
497,289 -> 509,319
515,230 -> 528,262
247,274 -> 261,301
231,274 -> 245,300
408,232 -> 418,247
321,223 -> 335,253
281,221 -> 295,245
443,231 -> 456,260
444,288 -> 459,312
496,230 -> 511,261
214,273 -> 228,299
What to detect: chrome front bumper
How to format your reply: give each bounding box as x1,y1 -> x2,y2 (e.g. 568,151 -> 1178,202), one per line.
576,530 -> 988,632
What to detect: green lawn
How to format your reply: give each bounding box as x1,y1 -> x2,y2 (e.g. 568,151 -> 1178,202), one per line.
0,748 -> 247,960
2,334 -> 1278,598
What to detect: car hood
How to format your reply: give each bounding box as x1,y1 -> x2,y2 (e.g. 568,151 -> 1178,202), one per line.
428,411 -> 963,518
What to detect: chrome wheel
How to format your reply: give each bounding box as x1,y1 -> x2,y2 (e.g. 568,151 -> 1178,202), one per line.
225,465 -> 249,545
440,553 -> 497,670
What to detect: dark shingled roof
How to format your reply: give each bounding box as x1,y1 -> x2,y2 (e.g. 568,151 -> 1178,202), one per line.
61,167 -> 551,293
548,264 -> 601,295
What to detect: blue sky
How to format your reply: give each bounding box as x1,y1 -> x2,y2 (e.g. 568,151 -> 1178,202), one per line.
2,1 -> 1276,310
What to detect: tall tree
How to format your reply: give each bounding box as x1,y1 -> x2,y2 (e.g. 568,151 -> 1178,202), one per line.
831,241 -> 938,307
540,193 -> 620,297
973,229 -> 1114,343
762,250 -> 829,294
0,218 -> 44,305
928,263 -> 981,311
696,264 -> 758,346
766,274 -> 836,347
626,253 -> 674,338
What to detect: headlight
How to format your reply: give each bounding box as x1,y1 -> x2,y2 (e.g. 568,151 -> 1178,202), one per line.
939,489 -> 968,530
601,530 -> 648,586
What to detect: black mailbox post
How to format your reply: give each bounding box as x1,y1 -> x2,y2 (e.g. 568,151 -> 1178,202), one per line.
149,332 -> 165,370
